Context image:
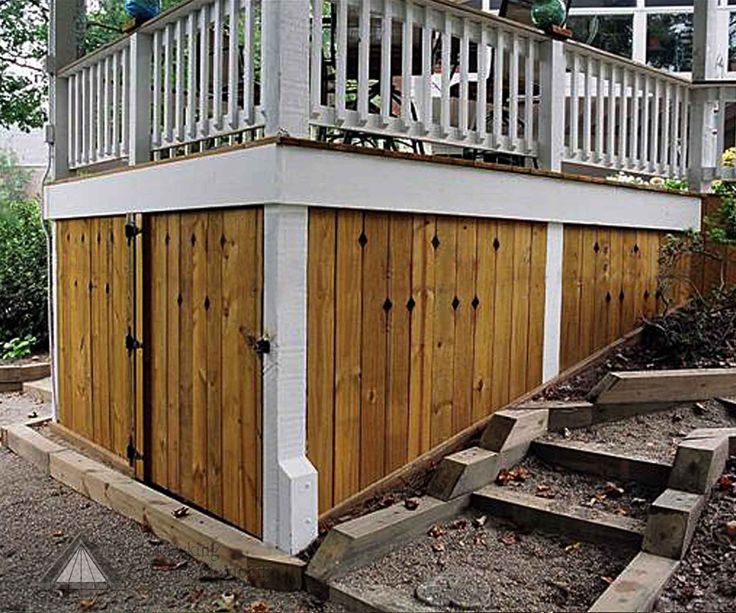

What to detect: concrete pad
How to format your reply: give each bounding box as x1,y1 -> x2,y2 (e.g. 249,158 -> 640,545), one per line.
1,423 -> 64,472
472,486 -> 645,547
516,401 -> 594,431
428,447 -> 499,501
668,432 -> 730,494
479,409 -> 549,455
531,440 -> 671,488
643,489 -> 705,559
589,552 -> 679,612
307,495 -> 471,587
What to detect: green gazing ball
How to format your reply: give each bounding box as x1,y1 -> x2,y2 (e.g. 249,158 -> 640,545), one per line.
531,0 -> 567,29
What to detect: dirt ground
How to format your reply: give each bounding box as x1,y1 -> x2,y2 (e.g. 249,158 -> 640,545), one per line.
0,392 -> 338,613
655,459 -> 736,612
542,400 -> 736,463
337,511 -> 636,612
0,391 -> 51,427
507,456 -> 658,521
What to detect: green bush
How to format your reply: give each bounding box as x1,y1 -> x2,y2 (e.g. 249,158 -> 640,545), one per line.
0,199 -> 48,352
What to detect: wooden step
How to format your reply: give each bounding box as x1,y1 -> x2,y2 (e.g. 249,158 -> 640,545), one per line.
530,439 -> 671,488
472,486 -> 645,547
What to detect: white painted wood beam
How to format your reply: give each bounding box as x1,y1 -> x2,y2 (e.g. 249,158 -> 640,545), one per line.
543,222 -> 564,383
262,205 -> 318,555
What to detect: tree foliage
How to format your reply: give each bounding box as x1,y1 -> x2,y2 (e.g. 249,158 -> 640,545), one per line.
0,0 -> 185,131
0,150 -> 48,349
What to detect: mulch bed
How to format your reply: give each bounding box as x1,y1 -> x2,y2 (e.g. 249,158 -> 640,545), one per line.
655,458 -> 736,612
541,400 -> 736,464
502,456 -> 658,521
0,352 -> 49,367
336,511 -> 636,612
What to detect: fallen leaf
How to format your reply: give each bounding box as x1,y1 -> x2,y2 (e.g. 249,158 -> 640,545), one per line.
496,466 -> 530,486
213,593 -> 236,612
52,530 -> 64,538
499,531 -> 520,546
693,402 -> 707,416
431,542 -> 446,553
536,484 -> 556,499
246,601 -> 270,613
152,556 -> 187,571
172,506 -> 190,518
726,520 -> 736,540
449,518 -> 468,530
473,515 -> 487,528
565,542 -> 582,553
613,506 -> 629,516
718,475 -> 735,491
79,598 -> 104,611
604,482 -> 624,498
404,498 -> 420,511
427,524 -> 445,538
379,493 -> 397,508
600,576 -> 614,585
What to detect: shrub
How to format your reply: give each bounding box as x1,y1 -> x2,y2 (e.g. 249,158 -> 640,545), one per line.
0,199 -> 48,351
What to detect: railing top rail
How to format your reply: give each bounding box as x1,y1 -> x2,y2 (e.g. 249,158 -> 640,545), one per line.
563,38 -> 691,86
57,36 -> 130,78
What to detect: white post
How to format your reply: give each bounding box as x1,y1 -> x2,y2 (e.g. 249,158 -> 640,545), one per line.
689,0 -> 722,190
48,0 -> 84,181
543,222 -> 564,382
260,0 -> 311,137
262,205 -> 318,554
129,32 -> 153,165
538,38 -> 565,172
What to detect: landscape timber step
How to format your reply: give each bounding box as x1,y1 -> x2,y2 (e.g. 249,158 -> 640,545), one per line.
22,376 -> 52,403
589,368 -> 736,407
472,485 -> 645,547
530,439 -> 671,488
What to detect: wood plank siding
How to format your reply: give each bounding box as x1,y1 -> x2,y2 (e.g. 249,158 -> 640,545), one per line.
559,226 -> 665,370
144,208 -> 263,537
56,217 -> 133,460
306,209 -> 548,512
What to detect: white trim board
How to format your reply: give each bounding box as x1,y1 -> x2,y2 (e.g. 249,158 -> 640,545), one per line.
45,143 -> 702,232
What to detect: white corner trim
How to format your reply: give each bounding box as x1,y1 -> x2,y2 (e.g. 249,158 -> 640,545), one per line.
543,222 -> 564,383
51,221 -> 60,421
262,204 -> 318,555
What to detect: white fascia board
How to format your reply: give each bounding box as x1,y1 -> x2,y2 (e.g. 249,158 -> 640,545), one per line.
278,147 -> 702,232
45,144 -> 279,219
46,143 -> 701,233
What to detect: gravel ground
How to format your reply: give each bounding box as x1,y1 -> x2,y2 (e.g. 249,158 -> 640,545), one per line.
0,392 -> 50,427
0,390 -> 339,613
655,459 -> 736,612
506,456 -> 659,521
542,400 -> 736,463
337,511 -> 636,612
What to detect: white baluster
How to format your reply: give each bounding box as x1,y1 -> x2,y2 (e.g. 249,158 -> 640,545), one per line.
583,55 -> 592,161
493,29 -> 504,149
477,26 -> 488,143
662,82 -> 671,175
509,32 -> 519,148
380,0 -> 393,126
607,63 -> 615,166
420,6 -> 432,133
440,11 -> 451,137
651,79 -> 660,174
524,38 -> 534,153
569,52 -> 579,160
642,75 -> 650,171
153,29 -> 162,148
198,5 -> 210,138
619,68 -> 628,169
358,0 -> 371,123
310,0 -> 323,115
401,0 -> 414,127
187,13 -> 197,140
595,59 -> 603,163
243,0 -> 254,126
458,19 -> 469,137
228,0 -> 239,129
336,0 -> 348,123
631,71 -> 639,168
164,23 -> 174,144
213,0 -> 224,131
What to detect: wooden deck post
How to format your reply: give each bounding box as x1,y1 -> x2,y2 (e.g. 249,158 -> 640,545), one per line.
262,204 -> 318,554
129,32 -> 153,165
689,0 -> 721,191
260,0 -> 311,137
538,38 -> 565,172
48,0 -> 84,181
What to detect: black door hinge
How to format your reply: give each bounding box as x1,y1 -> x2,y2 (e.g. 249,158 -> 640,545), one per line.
125,328 -> 142,354
126,437 -> 143,465
125,219 -> 142,243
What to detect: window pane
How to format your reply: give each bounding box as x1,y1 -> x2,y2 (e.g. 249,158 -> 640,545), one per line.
646,13 -> 693,72
645,0 -> 692,6
730,12 -> 736,71
573,0 -> 636,7
568,14 -> 634,58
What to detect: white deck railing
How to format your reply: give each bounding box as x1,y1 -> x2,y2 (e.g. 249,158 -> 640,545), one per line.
51,0 -> 723,182
146,0 -> 263,153
60,39 -> 131,169
563,42 -> 690,177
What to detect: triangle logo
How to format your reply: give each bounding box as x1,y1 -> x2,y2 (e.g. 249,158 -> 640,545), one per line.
41,535 -> 117,590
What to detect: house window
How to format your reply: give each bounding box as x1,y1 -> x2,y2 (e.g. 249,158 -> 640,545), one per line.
730,12 -> 736,72
646,13 -> 693,72
567,14 -> 634,58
